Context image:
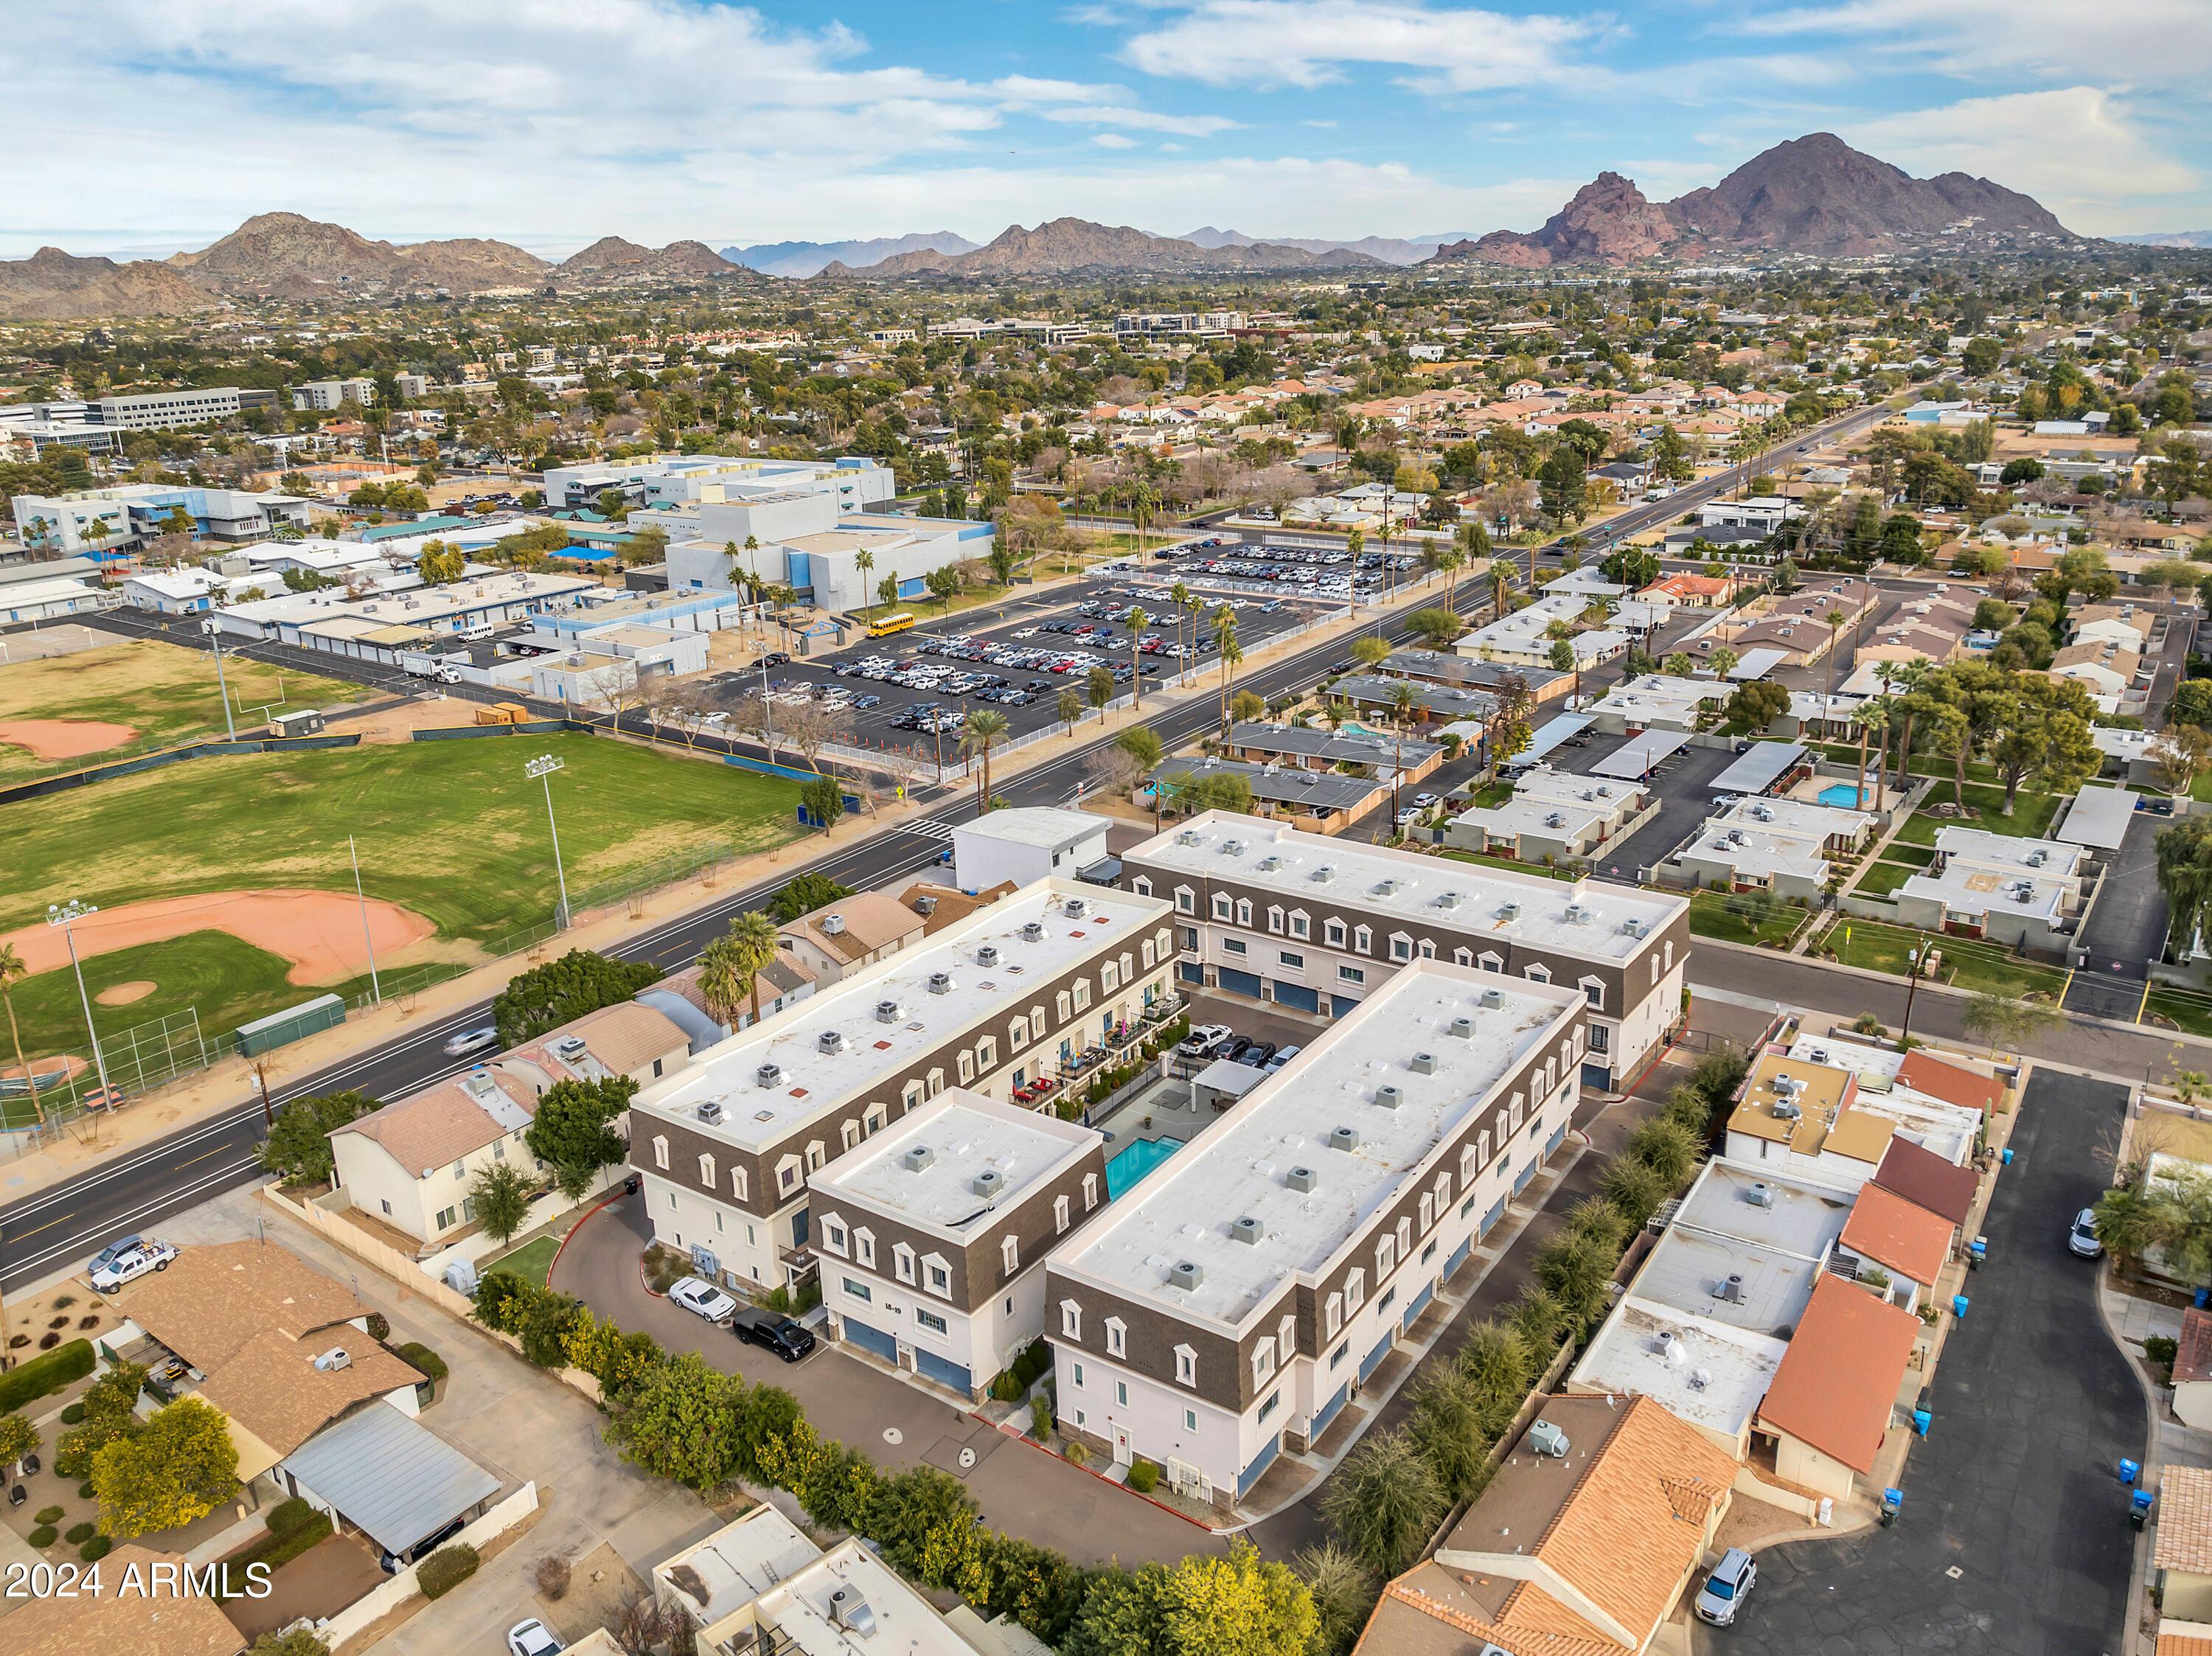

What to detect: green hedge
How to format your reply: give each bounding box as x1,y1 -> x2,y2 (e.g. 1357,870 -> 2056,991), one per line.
1009,1339 -> 1051,1389
218,1513 -> 333,1595
399,1342 -> 448,1382
417,1542 -> 479,1599
28,1526 -> 56,1548
0,1340 -> 94,1413
58,1403 -> 84,1425
1127,1460 -> 1160,1494
64,1523 -> 94,1545
266,1496 -> 317,1536
80,1536 -> 110,1562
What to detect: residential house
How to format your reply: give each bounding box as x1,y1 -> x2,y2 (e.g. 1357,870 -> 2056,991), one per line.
1891,825 -> 2087,948
778,888 -> 928,988
1871,1135 -> 1980,1238
811,1089 -> 1107,1402
1832,1180 -> 1952,1311
1587,674 -> 1719,737
1443,770 -> 1650,866
2154,1467 -> 2212,1653
1638,571 -> 1743,608
2045,638 -> 2145,711
1352,1394 -> 1736,1656
1224,721 -> 1446,784
1148,754 -> 1391,834
2173,1308 -> 2212,1432
1454,592 -> 1630,671
1716,577 -> 1879,667
1752,1273 -> 1921,1500
8,1543 -> 247,1656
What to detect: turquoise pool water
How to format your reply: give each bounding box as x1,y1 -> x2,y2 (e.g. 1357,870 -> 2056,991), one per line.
1106,1136 -> 1183,1200
1818,784 -> 1868,809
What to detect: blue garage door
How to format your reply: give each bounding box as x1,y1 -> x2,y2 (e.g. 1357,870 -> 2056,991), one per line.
1272,981 -> 1319,1014
1582,1060 -> 1613,1090
1513,1158 -> 1537,1195
1481,1195 -> 1507,1238
1444,1235 -> 1472,1280
1179,962 -> 1204,984
1332,994 -> 1363,1017
1546,1122 -> 1568,1158
842,1316 -> 897,1362
1359,1331 -> 1394,1381
1237,1431 -> 1282,1500
914,1348 -> 972,1396
1312,1381 -> 1349,1440
1402,1281 -> 1435,1331
1218,967 -> 1262,998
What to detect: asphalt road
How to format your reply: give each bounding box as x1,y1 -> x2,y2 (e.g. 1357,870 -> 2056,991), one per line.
1702,1068 -> 2141,1656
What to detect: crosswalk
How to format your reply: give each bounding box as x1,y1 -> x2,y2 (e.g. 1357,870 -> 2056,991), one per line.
908,818 -> 956,840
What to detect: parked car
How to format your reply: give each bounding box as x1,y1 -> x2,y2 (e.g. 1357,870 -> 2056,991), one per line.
1178,1023 -> 1231,1057
1217,1035 -> 1256,1062
1264,1045 -> 1301,1074
88,1234 -> 144,1276
508,1619 -> 566,1656
380,1514 -> 466,1574
91,1239 -> 178,1293
732,1307 -> 816,1363
2068,1208 -> 2104,1259
1236,1041 -> 1277,1068
669,1276 -> 739,1323
442,1026 -> 499,1058
1693,1548 -> 1756,1626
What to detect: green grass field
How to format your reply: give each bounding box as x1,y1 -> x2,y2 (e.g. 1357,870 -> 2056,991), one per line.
1851,860 -> 1920,898
1893,782 -> 2064,846
1684,890 -> 1804,947
490,1235 -> 560,1287
0,639 -> 368,782
0,731 -> 804,1058
1817,916 -> 2069,999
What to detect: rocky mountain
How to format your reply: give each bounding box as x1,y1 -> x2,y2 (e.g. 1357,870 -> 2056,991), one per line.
164,212 -> 549,295
1425,133 -> 2079,268
557,237 -> 745,283
2113,230 -> 2212,248
0,247 -> 215,319
723,232 -> 979,279
817,218 -> 1386,280
1180,227 -> 1455,266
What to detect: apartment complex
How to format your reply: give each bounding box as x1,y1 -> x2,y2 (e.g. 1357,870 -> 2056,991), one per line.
627,879 -> 1175,1291
10,481 -> 314,551
810,1090 -> 1107,1400
1120,811 -> 1688,1090
1043,962 -> 1590,1509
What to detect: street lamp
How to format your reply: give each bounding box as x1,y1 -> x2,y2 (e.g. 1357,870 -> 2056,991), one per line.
525,754 -> 573,928
46,900 -> 114,1108
201,619 -> 235,740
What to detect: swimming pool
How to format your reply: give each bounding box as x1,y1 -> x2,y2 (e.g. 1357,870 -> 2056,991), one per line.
1818,784 -> 1868,809
1105,1135 -> 1183,1200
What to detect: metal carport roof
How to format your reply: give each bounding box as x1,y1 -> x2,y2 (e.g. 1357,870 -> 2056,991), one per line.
1710,741 -> 1806,797
1727,648 -> 1787,681
2056,784 -> 2138,852
1590,730 -> 1691,779
278,1402 -> 499,1556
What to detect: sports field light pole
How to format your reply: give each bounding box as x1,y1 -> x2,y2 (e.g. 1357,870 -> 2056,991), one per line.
526,754 -> 573,929
201,619 -> 236,740
47,900 -> 114,1108
349,835 -> 382,1006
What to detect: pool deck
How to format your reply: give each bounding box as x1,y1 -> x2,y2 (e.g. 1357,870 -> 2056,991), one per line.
1091,1072 -> 1204,1147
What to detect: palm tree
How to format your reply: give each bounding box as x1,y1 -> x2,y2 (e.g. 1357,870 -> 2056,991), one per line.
1490,560 -> 1509,622
1820,608 -> 1848,740
728,911 -> 779,1031
1127,606 -> 1150,714
962,709 -> 1009,810
855,547 -> 875,616
1212,605 -> 1242,737
1168,580 -> 1192,681
1436,543 -> 1464,614
0,943 -> 45,1125
2092,1186 -> 2171,1279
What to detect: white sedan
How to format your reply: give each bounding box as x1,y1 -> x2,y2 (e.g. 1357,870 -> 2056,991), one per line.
669,1276 -> 739,1323
508,1619 -> 564,1656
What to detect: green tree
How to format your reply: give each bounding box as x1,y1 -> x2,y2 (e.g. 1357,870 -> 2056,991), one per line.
1652,423 -> 1693,481
2158,815 -> 2212,956
607,1351 -> 750,1489
1600,546 -> 1659,588
2170,680 -> 2212,731
696,911 -> 780,1031
0,942 -> 46,1125
1231,689 -> 1267,723
469,1160 -> 536,1245
1547,639 -> 1575,674
1156,1540 -> 1317,1656
1537,446 -> 1588,524
1322,1429 -> 1445,1576
1405,1366 -> 1497,1503
1295,1542 -> 1380,1656
0,1413 -> 40,1472
525,1074 -> 637,1200
1087,664 -> 1115,723
1113,725 -> 1165,775
1407,608 -> 1462,647
493,950 -> 664,1046
1624,1115 -> 1702,1187
1960,990 -> 2065,1057
1349,636 -> 1391,672
1057,686 -> 1083,734
415,539 -> 466,585
93,1396 -> 239,1540
1723,678 -> 1790,733
768,872 -> 854,922
962,709 -> 1011,810
261,1090 -> 381,1183
250,1629 -> 332,1656
801,772 -> 844,832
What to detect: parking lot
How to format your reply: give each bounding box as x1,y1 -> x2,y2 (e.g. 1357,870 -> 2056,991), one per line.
703,552 -> 1368,754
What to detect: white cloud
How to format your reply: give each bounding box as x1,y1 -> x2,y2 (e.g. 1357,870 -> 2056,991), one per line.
1094,133 -> 1141,147
1120,0 -> 1605,92
1742,0 -> 2212,86
1041,105 -> 1238,135
1843,88 -> 2200,233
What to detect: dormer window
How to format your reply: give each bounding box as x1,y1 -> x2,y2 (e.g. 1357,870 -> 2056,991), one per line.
1105,1317 -> 1127,1357
1175,1344 -> 1197,1387
1060,1300 -> 1082,1340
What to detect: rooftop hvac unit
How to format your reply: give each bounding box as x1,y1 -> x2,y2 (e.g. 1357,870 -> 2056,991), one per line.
1773,1100 -> 1802,1120
828,1588 -> 877,1640
1728,830 -> 1747,846
818,1030 -> 846,1056
1257,855 -> 1282,872
1622,917 -> 1648,939
971,1168 -> 1006,1198
1498,901 -> 1520,921
698,1101 -> 725,1126
312,1347 -> 352,1372
756,1063 -> 783,1089
1545,813 -> 1567,829
462,1071 -> 498,1102
552,1034 -> 588,1060
1328,1125 -> 1361,1152
1286,1166 -> 1318,1193
875,1000 -> 905,1023
1751,804 -> 1773,821
977,944 -> 1000,968
1230,1215 -> 1264,1246
1020,922 -> 1045,942
821,913 -> 846,936
1448,1016 -> 1475,1038
1712,1273 -> 1745,1304
1374,878 -> 1399,897
1526,1419 -> 1570,1458
902,1146 -> 935,1173
1436,891 -> 1463,910
1177,830 -> 1201,847
916,896 -> 938,916
1564,904 -> 1590,924
1410,1053 -> 1437,1076
1311,866 -> 1335,883
1480,987 -> 1505,1009
1688,1366 -> 1713,1391
1374,1085 -> 1404,1110
928,972 -> 956,995
1065,897 -> 1088,918
1168,1259 -> 1204,1291
1746,1182 -> 1775,1208
1222,840 -> 1243,856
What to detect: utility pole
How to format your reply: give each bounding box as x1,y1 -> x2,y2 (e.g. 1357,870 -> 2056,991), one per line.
201,619 -> 236,740
1899,934 -> 1933,1046
525,754 -> 572,928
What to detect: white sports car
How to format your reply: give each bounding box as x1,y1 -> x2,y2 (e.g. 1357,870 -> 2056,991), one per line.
669,1276 -> 739,1323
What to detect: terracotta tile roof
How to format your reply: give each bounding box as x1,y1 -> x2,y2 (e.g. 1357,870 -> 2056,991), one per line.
1756,1273 -> 1921,1474
2158,1467 -> 2212,1575
1840,1181 -> 1954,1286
331,1065 -> 537,1175
1874,1135 -> 1980,1227
1824,1107 -> 1896,1166
2177,1308 -> 2212,1386
898,879 -> 1016,935
6,1544 -> 244,1656
1896,1051 -> 2005,1116
2157,1633 -> 2212,1656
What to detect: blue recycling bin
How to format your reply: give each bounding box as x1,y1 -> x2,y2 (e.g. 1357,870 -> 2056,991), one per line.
2000,1147 -> 2014,1164
2197,1286 -> 2208,1310
2121,1458 -> 2142,1486
1913,1407 -> 1932,1436
1952,1294 -> 1970,1318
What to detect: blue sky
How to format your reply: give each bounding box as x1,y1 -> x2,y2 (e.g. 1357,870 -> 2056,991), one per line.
7,0 -> 2207,260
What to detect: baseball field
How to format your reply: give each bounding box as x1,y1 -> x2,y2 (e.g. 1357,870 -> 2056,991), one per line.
0,728 -> 805,1083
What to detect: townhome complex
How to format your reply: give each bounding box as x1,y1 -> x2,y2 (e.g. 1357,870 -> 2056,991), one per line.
627,879 -> 1175,1291
1044,962 -> 1590,1509
1120,810 -> 1689,1091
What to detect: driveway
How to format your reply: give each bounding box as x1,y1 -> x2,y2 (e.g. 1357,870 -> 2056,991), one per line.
553,1190 -> 1225,1568
1697,1067 -> 2142,1656
2065,807 -> 2170,1023
1593,740 -> 1739,878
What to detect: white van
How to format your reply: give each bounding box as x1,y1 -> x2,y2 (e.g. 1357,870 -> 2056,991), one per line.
456,622 -> 495,641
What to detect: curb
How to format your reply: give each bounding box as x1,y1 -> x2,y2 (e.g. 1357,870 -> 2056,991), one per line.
980,1412 -> 1222,1535
546,1183 -> 628,1289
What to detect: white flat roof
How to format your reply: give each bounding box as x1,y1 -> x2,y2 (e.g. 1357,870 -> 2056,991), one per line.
1933,825 -> 2083,876
1570,1295 -> 1786,1438
1595,675 -> 1709,720
1683,828 -> 1824,882
808,1090 -> 1099,1238
1590,730 -> 1691,778
1051,963 -> 1582,1331
634,880 -> 1169,1153
1714,796 -> 1874,843
1129,812 -> 1683,963
2058,784 -> 2137,850
1902,863 -> 2068,923
655,1506 -> 822,1629
953,807 -> 1111,852
1456,797 -> 1607,841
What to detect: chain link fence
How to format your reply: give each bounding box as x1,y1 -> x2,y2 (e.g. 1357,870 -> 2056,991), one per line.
1,1008 -> 210,1140
345,918 -> 563,1011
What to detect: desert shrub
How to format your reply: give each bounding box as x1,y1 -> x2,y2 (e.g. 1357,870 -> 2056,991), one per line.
77,1317 -> 99,1330
2149,1335 -> 2180,1380
79,1535 -> 110,1562
399,1342 -> 448,1382
7,1335 -> 26,1349
417,1542 -> 479,1599
35,1506 -> 63,1525
65,1523 -> 94,1544
365,1312 -> 391,1341
535,1553 -> 572,1601
36,1333 -> 58,1350
1064,1441 -> 1088,1467
77,1482 -> 94,1500
28,1526 -> 57,1547
1126,1459 -> 1160,1494
266,1496 -> 316,1535
1029,1394 -> 1052,1439
51,1295 -> 74,1310
47,1315 -> 69,1330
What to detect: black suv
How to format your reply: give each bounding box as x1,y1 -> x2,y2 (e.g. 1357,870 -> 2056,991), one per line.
733,1307 -> 816,1363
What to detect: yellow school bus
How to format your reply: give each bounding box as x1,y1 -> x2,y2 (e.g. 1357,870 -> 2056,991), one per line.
867,611 -> 917,638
